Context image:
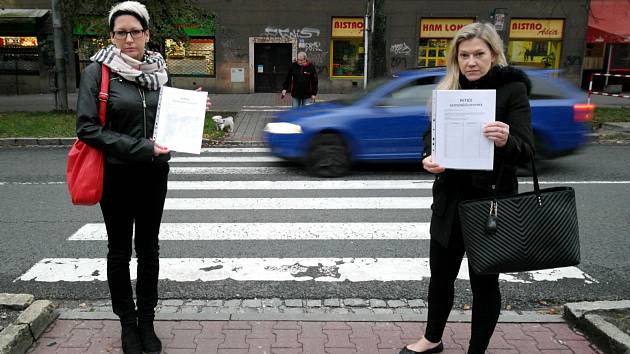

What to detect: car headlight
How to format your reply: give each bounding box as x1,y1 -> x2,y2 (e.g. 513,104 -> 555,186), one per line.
264,122 -> 303,134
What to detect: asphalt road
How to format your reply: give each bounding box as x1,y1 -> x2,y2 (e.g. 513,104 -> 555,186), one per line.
0,144 -> 629,310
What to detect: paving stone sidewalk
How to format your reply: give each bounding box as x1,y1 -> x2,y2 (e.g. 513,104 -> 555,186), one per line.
28,319 -> 600,354
19,299 -> 603,353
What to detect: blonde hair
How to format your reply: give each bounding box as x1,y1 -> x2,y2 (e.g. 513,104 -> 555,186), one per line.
437,22 -> 507,90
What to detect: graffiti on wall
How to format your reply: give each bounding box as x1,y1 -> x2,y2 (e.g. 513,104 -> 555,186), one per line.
261,25 -> 328,67
390,42 -> 411,71
390,42 -> 411,57
262,26 -> 321,39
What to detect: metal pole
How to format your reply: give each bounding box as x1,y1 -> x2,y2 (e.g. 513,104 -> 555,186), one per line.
51,0 -> 68,111
604,44 -> 613,87
363,0 -> 370,89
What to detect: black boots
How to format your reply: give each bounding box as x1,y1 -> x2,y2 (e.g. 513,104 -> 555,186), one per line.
121,324 -> 143,354
138,321 -> 162,354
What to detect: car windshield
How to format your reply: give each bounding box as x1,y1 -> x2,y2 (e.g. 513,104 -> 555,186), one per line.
337,78 -> 393,105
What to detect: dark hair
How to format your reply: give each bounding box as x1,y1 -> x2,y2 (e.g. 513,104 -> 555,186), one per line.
109,10 -> 148,31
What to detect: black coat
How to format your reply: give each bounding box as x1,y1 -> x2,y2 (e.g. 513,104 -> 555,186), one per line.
422,66 -> 534,248
282,61 -> 318,99
76,62 -> 170,164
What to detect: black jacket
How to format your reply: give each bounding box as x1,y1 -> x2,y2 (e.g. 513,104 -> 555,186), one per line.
282,61 -> 318,99
422,66 -> 534,247
76,62 -> 170,164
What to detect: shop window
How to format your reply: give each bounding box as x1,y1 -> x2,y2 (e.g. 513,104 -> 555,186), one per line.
507,40 -> 561,68
418,39 -> 448,67
0,36 -> 39,74
165,38 -> 215,77
331,39 -> 364,78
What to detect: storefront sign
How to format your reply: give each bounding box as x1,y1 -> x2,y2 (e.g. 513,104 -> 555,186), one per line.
510,19 -> 564,39
332,17 -> 364,38
420,18 -> 474,38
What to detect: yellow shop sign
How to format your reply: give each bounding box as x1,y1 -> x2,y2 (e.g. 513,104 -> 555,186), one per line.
510,19 -> 564,39
420,18 -> 474,38
332,17 -> 365,37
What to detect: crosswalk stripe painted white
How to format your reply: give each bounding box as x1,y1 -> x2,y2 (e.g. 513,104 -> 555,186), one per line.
68,222 -> 431,241
17,258 -> 595,283
164,197 -> 432,210
168,180 -> 433,190
170,156 -> 282,163
170,167 -> 290,175
199,148 -> 270,153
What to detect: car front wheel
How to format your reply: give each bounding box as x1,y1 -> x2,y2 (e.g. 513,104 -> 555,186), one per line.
307,133 -> 351,177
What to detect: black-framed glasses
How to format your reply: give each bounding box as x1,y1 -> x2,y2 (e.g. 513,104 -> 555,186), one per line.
112,30 -> 145,40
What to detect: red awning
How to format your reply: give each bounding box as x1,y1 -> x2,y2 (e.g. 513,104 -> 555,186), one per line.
587,0 -> 630,43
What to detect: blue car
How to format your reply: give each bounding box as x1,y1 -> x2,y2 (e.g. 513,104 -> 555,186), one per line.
264,68 -> 594,177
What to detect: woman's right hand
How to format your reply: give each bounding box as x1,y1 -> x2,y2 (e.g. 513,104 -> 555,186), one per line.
422,155 -> 445,174
153,142 -> 169,156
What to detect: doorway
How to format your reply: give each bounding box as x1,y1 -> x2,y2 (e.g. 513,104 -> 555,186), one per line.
254,43 -> 291,92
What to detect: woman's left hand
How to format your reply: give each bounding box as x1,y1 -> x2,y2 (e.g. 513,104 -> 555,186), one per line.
196,86 -> 212,111
483,121 -> 510,147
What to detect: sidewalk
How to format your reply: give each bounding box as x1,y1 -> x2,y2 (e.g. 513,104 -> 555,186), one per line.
27,299 -> 601,354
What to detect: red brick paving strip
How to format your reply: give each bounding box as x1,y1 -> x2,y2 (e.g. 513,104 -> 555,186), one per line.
26,320 -> 601,354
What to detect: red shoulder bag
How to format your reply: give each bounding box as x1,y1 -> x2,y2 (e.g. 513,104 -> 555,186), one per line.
66,65 -> 109,205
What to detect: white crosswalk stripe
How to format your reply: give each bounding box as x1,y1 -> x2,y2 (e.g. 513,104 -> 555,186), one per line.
18,258 -> 594,283
68,222 -> 432,240
17,147 -> 596,286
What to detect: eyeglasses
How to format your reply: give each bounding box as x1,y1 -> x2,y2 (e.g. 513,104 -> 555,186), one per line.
112,30 -> 145,40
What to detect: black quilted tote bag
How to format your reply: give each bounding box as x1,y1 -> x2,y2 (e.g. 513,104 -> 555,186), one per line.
458,158 -> 580,274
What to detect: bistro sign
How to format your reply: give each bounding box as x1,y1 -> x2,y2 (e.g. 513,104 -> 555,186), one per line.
510,19 -> 564,39
332,17 -> 364,37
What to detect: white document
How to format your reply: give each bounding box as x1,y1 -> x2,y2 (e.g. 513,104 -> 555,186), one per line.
431,89 -> 496,170
152,86 -> 208,155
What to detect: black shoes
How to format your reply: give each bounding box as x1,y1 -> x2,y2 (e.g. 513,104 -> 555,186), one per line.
138,321 -> 163,354
121,324 -> 143,354
398,342 -> 444,354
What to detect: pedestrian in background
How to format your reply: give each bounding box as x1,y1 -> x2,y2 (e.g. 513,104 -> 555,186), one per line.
281,51 -> 318,107
400,22 -> 534,354
76,2 -> 209,353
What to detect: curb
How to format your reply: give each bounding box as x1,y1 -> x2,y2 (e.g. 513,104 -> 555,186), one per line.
54,298 -> 566,324
564,300 -> 630,354
0,295 -> 58,354
0,138 -> 265,147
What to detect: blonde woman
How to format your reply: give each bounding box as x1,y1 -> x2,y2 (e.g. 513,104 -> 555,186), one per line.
401,23 -> 534,354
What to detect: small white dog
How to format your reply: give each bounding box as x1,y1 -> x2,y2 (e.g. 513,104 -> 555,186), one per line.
211,115 -> 234,132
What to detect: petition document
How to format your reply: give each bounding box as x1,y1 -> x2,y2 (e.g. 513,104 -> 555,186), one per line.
431,89 -> 496,170
152,86 -> 208,155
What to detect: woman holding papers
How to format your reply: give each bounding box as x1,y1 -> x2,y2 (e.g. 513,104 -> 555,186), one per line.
400,23 -> 534,354
75,2 -> 205,353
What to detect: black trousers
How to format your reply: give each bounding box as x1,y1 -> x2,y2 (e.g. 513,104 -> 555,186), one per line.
100,162 -> 169,325
424,213 -> 501,354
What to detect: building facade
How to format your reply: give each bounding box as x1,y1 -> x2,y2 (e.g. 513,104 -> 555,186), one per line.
1,0 -> 591,95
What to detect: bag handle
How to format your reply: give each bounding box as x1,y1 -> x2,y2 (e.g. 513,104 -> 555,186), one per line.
98,65 -> 110,127
486,153 -> 540,234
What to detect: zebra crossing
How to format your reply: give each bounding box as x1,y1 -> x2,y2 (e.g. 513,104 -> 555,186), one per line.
16,147 -> 596,287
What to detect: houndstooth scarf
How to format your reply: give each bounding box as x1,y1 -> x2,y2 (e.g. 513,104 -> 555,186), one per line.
90,44 -> 168,90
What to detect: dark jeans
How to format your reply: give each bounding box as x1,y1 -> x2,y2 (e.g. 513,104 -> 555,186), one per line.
100,162 -> 169,325
424,214 -> 501,354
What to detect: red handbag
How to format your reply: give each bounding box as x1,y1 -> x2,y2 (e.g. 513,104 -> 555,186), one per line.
66,65 -> 109,205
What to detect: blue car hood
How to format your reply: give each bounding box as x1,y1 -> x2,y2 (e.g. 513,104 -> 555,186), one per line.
274,102 -> 346,123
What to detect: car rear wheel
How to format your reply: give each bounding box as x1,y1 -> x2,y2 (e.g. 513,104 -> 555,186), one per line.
307,133 -> 351,177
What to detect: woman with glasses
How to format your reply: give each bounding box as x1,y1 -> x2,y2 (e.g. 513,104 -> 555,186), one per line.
76,2 -> 210,353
